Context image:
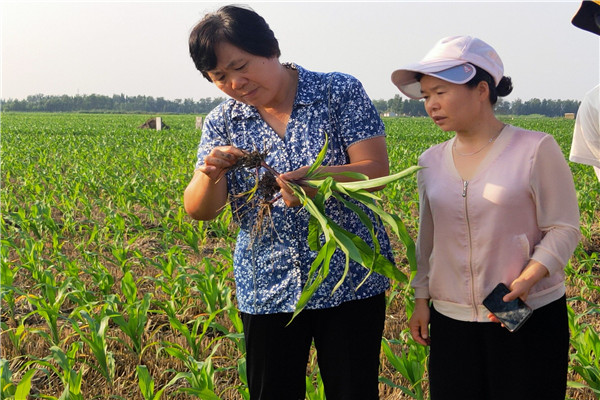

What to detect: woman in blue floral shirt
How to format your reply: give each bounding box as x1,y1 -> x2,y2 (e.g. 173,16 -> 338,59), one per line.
184,6 -> 393,399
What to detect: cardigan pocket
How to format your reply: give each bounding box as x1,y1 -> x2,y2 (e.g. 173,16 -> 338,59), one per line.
515,233 -> 531,265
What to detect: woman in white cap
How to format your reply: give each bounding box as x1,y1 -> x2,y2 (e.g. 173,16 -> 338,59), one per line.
391,36 -> 580,399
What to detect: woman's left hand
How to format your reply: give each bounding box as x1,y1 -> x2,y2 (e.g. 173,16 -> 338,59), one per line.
276,166 -> 317,207
486,260 -> 549,324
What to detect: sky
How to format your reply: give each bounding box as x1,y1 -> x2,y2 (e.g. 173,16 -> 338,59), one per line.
1,1 -> 599,103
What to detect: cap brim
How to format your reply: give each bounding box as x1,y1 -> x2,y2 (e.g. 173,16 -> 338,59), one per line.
391,63 -> 477,99
572,1 -> 600,35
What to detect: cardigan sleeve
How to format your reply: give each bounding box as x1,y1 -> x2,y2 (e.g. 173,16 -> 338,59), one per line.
413,166 -> 433,299
529,135 -> 581,275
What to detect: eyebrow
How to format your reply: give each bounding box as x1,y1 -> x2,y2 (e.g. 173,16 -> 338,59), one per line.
421,84 -> 447,94
209,58 -> 245,75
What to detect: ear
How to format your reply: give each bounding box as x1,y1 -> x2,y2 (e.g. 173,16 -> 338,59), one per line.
477,81 -> 490,101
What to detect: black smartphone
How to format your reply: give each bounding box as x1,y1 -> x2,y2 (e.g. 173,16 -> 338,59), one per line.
482,283 -> 533,332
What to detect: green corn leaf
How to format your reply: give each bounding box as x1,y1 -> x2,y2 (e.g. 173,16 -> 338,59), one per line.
290,240 -> 336,322
305,132 -> 329,177
14,368 -> 36,399
121,271 -> 137,304
308,171 -> 369,181
307,216 -> 323,252
305,166 -> 422,191
137,365 -> 154,400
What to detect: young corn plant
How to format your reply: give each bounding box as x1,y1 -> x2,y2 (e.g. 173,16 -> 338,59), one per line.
32,342 -> 86,400
160,345 -> 221,399
0,359 -> 36,400
568,305 -> 600,395
381,334 -> 428,400
188,257 -> 233,315
233,134 -> 420,320
106,271 -> 152,356
0,242 -> 19,321
136,365 -> 180,400
71,310 -> 115,384
25,272 -> 73,346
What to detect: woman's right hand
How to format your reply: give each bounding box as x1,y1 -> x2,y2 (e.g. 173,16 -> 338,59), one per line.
409,298 -> 431,346
198,146 -> 245,181
184,145 -> 245,221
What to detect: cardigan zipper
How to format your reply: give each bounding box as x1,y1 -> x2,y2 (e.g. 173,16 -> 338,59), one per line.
463,180 -> 479,320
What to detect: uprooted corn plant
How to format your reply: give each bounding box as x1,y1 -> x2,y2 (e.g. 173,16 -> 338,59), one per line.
228,135 -> 421,320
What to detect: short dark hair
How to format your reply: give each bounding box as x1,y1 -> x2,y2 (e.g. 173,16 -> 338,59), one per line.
189,5 -> 281,81
465,66 -> 513,105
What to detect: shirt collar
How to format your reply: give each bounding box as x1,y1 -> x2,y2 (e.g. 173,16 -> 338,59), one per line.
229,63 -> 324,120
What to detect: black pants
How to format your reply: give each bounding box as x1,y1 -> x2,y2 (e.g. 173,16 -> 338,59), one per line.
428,295 -> 569,400
240,293 -> 386,400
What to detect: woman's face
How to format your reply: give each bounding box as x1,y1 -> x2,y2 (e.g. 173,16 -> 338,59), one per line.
206,41 -> 283,108
419,75 -> 485,133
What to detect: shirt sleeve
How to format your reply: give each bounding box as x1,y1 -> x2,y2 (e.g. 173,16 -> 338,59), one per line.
329,74 -> 385,150
412,162 -> 433,299
194,102 -> 230,169
569,85 -> 600,168
530,135 -> 581,274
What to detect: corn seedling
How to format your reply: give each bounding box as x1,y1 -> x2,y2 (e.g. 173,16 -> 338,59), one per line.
381,334 -> 428,400
71,310 -> 115,384
136,365 -> 179,400
161,345 -> 221,399
0,359 -> 37,400
33,342 -> 85,400
106,271 -> 152,355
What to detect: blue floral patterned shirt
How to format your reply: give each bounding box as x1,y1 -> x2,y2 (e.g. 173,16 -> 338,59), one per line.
195,64 -> 392,314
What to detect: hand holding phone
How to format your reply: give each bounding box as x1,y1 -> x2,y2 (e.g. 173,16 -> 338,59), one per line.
483,283 -> 533,332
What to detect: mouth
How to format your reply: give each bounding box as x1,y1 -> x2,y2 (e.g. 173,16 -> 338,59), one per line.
432,116 -> 446,124
241,87 -> 259,99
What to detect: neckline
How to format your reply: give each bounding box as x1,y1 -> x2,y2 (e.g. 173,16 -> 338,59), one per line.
447,124 -> 512,182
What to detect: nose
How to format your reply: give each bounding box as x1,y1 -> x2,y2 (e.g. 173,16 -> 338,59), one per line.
231,74 -> 247,90
425,97 -> 439,114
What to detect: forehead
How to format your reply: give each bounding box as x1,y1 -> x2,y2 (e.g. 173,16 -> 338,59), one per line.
419,75 -> 462,92
210,42 -> 248,71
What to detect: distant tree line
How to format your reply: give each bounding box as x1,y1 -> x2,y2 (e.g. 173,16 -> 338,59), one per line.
0,93 -> 581,117
0,94 -> 227,114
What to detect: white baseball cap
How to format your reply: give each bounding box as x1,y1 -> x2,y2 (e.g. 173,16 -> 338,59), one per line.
391,35 -> 504,99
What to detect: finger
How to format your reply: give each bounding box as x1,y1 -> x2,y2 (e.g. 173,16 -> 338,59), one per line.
502,291 -> 522,303
213,149 -> 237,162
420,325 -> 429,341
276,177 -> 293,194
205,154 -> 235,169
280,189 -> 300,207
487,313 -> 500,323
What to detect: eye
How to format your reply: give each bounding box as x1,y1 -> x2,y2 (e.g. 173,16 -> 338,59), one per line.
235,63 -> 247,71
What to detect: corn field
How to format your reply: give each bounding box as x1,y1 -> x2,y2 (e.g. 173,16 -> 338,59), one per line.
1,112 -> 598,399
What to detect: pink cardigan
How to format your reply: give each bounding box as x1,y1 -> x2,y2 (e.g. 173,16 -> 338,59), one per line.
413,124 -> 581,322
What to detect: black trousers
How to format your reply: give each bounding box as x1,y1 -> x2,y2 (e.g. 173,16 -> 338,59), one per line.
428,295 -> 569,400
240,293 -> 386,400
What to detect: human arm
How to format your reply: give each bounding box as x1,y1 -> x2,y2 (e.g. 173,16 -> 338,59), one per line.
569,85 -> 600,170
528,135 -> 580,275
409,167 -> 433,345
487,135 -> 580,323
